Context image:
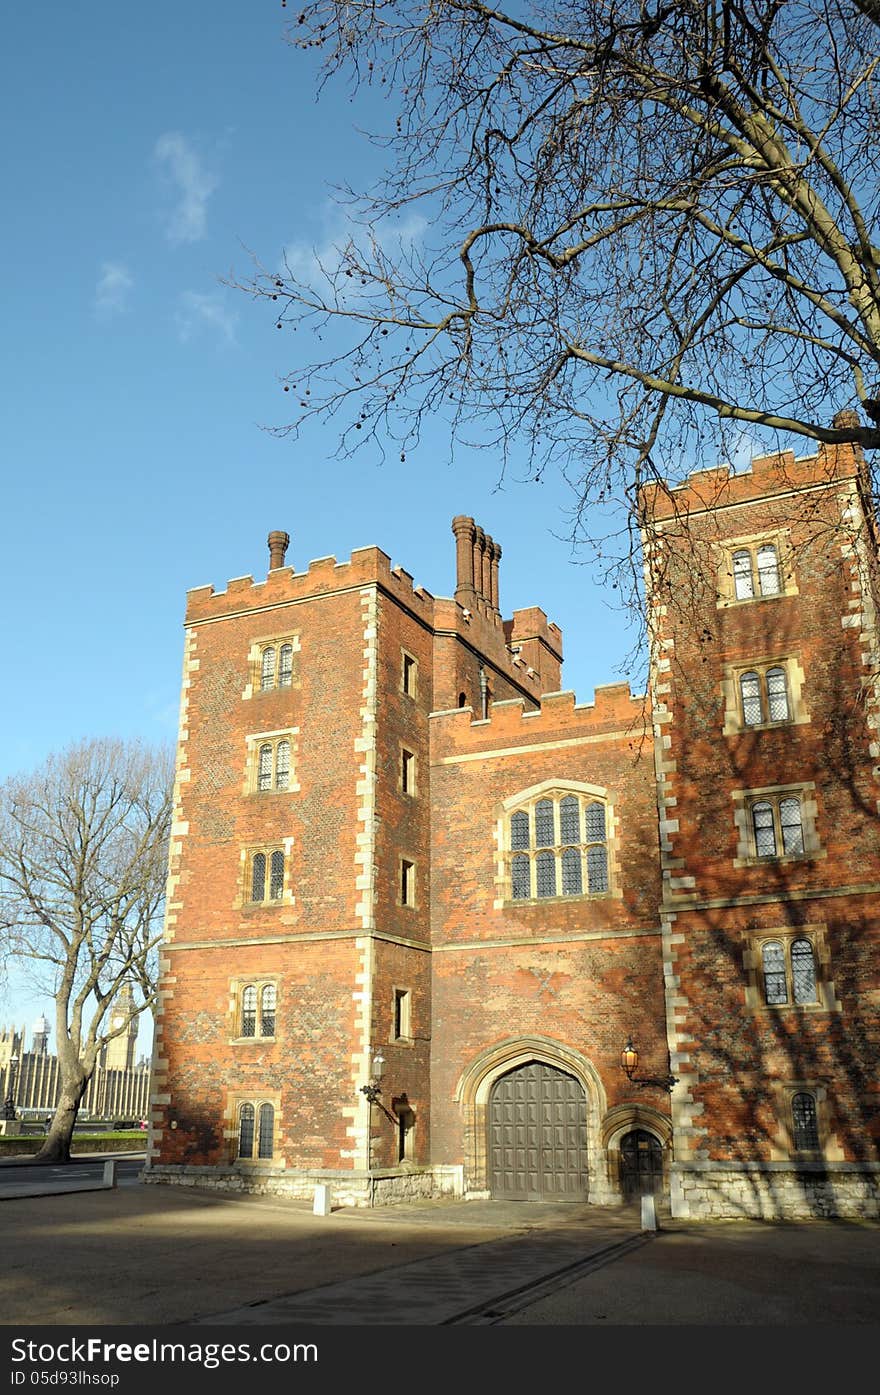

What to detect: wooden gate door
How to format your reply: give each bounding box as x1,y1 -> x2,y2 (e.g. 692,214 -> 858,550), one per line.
619,1129 -> 664,1200
488,1061 -> 588,1200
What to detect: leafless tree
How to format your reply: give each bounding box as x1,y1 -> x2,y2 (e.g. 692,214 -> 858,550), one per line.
241,0 -> 880,605
0,740 -> 173,1162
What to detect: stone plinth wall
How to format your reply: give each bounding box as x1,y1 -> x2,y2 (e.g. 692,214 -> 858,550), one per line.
143,1163 -> 465,1209
671,1162 -> 880,1220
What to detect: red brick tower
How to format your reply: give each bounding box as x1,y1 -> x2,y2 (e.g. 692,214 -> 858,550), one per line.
641,434 -> 880,1217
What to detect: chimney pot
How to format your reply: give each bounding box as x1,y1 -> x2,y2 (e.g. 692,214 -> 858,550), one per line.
268,530 -> 290,571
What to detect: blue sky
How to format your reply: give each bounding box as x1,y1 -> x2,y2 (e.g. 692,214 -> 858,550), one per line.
0,3 -> 657,1051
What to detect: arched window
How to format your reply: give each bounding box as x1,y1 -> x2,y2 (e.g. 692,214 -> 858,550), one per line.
251,852 -> 266,902
791,1092 -> 820,1151
766,667 -> 789,721
260,984 -> 276,1036
740,671 -> 763,725
506,789 -> 611,900
752,802 -> 776,857
761,942 -> 788,1005
258,744 -> 273,792
278,644 -> 293,687
269,850 -> 285,900
241,985 -> 257,1037
275,740 -> 290,791
260,647 -> 276,691
791,939 -> 817,1005
757,543 -> 781,595
258,1103 -> 274,1159
733,549 -> 754,599
238,1103 -> 255,1159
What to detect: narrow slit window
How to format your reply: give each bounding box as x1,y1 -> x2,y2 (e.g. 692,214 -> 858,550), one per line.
393,988 -> 411,1041
401,859 -> 415,905
401,748 -> 415,795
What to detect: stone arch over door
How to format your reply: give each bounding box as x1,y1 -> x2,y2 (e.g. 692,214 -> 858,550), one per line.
455,1037 -> 613,1202
602,1103 -> 672,1203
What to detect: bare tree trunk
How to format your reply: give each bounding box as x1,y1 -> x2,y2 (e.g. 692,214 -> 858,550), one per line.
31,1071 -> 89,1164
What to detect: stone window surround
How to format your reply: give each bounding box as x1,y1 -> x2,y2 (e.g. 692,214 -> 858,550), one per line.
242,632 -> 301,700
741,924 -> 841,1013
716,528 -> 799,609
226,1090 -> 282,1166
769,1080 -> 843,1162
401,648 -> 418,699
732,782 -> 824,868
721,654 -> 809,735
494,779 -> 622,908
399,744 -> 417,798
228,975 -> 281,1044
243,728 -> 301,796
235,841 -> 294,909
392,986 -> 412,1042
399,856 -> 417,908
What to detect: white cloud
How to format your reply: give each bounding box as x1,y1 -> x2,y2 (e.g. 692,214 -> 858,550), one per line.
175,291 -> 237,344
95,262 -> 133,316
154,132 -> 217,244
283,209 -> 428,285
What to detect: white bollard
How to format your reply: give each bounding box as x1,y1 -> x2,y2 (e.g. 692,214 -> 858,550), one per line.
313,1183 -> 332,1216
640,1193 -> 657,1231
103,1158 -> 118,1188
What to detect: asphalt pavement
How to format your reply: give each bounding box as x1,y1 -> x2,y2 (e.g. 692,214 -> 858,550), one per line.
0,1156 -> 877,1328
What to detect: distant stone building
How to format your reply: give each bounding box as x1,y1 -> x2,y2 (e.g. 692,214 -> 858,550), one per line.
147,432 -> 880,1218
1,1014 -> 150,1122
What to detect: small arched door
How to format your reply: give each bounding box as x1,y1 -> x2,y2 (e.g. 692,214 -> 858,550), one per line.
619,1129 -> 664,1200
488,1061 -> 588,1200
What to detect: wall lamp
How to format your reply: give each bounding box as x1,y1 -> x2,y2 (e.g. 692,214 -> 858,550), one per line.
360,1052 -> 399,1126
619,1036 -> 678,1093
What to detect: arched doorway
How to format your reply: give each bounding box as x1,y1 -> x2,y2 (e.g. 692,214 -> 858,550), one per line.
488,1061 -> 588,1200
619,1129 -> 664,1200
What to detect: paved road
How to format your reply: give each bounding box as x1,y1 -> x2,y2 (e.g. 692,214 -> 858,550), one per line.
0,1154 -> 145,1196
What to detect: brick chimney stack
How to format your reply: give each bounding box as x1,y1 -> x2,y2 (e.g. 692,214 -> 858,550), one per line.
451,516 -> 501,615
267,530 -> 290,571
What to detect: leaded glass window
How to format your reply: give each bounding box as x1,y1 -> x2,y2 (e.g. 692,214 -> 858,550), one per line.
733,549 -> 754,599
536,849 -> 556,897
238,1103 -> 255,1159
559,795 -> 580,844
260,647 -> 275,691
507,791 -> 610,900
251,852 -> 266,902
761,942 -> 788,1005
534,799 -> 554,848
511,853 -> 530,899
260,984 -> 276,1036
561,846 -> 582,894
241,985 -> 257,1036
766,667 -> 789,722
757,543 -> 781,595
780,798 -> 804,855
278,644 -> 293,687
275,740 -> 290,791
510,810 -> 530,850
752,802 -> 776,857
269,850 -> 284,900
792,1092 -> 820,1150
258,744 -> 273,792
740,671 -> 763,725
587,844 -> 609,893
791,939 -> 817,1004
258,1103 -> 274,1159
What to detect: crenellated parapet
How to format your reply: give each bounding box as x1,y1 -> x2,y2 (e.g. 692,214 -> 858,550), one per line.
185,543 -> 437,627
430,681 -> 648,759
